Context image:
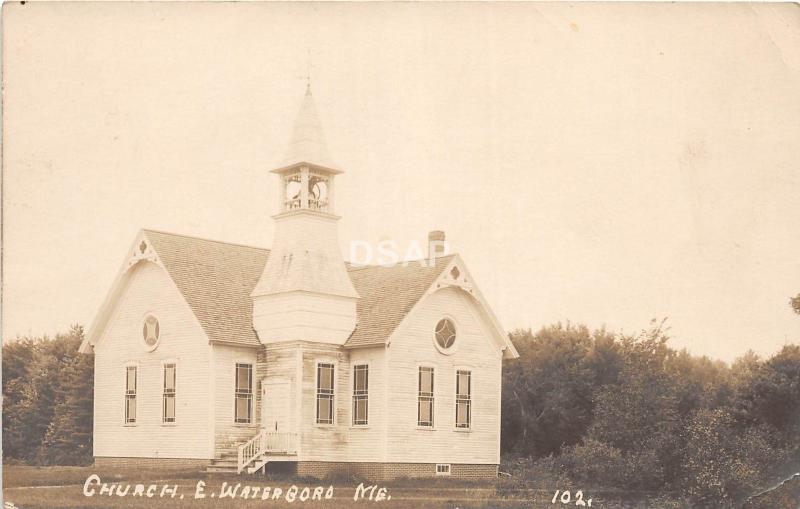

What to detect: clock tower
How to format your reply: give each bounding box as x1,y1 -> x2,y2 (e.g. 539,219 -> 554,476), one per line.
251,87 -> 359,345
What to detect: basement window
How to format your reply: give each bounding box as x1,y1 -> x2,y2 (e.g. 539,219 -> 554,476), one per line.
436,464 -> 451,476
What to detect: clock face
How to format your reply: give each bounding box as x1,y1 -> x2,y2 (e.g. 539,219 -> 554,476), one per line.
286,180 -> 302,201
310,179 -> 327,202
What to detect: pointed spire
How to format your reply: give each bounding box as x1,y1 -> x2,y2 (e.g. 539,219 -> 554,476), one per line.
279,86 -> 341,173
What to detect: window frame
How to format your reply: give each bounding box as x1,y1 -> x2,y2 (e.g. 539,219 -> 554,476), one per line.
351,363 -> 369,427
455,368 -> 472,430
436,464 -> 452,476
162,361 -> 177,424
433,315 -> 459,355
142,313 -> 161,352
315,361 -> 336,426
417,365 -> 436,429
124,363 -> 137,425
234,362 -> 253,425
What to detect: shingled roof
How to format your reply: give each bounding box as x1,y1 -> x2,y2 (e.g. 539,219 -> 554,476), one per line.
143,229 -> 453,349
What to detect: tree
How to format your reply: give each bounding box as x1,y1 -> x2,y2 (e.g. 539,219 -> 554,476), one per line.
502,323 -> 619,457
584,322 -> 682,488
2,325 -> 94,465
39,326 -> 94,465
734,345 -> 800,454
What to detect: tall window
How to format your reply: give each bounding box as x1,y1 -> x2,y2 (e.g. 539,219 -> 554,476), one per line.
125,366 -> 137,424
418,367 -> 435,427
163,363 -> 176,423
235,363 -> 252,424
455,370 -> 471,429
316,363 -> 335,424
352,365 -> 368,425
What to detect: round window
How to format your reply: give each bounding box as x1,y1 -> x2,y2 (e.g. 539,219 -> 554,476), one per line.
434,318 -> 456,351
142,315 -> 160,350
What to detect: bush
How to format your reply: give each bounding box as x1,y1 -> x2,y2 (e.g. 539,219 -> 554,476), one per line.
560,439 -> 664,491
497,454 -> 574,494
680,408 -> 786,507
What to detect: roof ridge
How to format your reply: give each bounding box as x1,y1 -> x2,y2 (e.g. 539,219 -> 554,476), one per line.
142,228 -> 270,252
345,253 -> 458,272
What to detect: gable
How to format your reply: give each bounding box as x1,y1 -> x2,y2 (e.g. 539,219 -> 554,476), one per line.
389,285 -> 503,359
93,260 -> 210,356
384,255 -> 519,359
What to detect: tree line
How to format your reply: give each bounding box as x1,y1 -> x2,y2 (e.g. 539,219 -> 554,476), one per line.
2,318 -> 798,507
501,319 -> 800,507
2,325 -> 94,465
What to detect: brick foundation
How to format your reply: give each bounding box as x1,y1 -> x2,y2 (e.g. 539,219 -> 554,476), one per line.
295,461 -> 497,480
94,457 -> 210,470
93,457 -> 496,480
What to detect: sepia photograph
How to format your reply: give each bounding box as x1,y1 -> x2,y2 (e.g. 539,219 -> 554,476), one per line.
2,2 -> 799,508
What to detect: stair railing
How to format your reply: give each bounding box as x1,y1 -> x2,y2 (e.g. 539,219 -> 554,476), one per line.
263,431 -> 299,453
237,429 -> 266,474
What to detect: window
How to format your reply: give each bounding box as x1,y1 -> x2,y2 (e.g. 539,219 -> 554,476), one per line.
163,363 -> 176,423
125,366 -> 137,424
316,363 -> 335,424
142,315 -> 160,350
352,364 -> 368,425
308,173 -> 329,211
434,318 -> 456,351
456,370 -> 471,429
284,173 -> 302,210
436,464 -> 451,476
235,363 -> 252,424
418,367 -> 435,427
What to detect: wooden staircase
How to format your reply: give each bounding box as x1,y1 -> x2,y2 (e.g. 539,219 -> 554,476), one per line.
205,452 -> 239,474
204,430 -> 298,475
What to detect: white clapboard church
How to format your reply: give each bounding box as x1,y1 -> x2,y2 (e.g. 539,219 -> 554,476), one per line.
79,87 -> 519,479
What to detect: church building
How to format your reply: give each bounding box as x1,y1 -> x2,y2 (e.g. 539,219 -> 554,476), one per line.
79,87 -> 519,479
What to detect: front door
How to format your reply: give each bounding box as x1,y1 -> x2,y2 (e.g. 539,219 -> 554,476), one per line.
261,380 -> 290,432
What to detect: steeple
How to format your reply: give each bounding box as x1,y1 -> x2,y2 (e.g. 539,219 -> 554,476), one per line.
276,85 -> 341,174
251,87 -> 359,345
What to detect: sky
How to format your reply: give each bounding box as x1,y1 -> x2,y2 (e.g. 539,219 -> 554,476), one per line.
3,2 -> 799,362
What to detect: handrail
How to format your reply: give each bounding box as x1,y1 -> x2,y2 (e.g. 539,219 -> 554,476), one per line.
237,431 -> 299,474
237,429 -> 266,474
263,431 -> 299,454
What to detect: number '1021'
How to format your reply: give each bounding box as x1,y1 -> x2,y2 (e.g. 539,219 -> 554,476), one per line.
552,490 -> 592,506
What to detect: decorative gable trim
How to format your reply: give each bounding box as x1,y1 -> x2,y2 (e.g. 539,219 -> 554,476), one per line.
127,234 -> 161,270
390,255 -> 519,359
431,260 -> 475,295
78,230 -> 202,354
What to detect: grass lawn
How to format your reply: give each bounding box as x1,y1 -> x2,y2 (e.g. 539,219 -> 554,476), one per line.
2,464 -> 665,509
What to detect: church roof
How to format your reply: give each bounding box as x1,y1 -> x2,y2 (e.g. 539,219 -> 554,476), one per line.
274,86 -> 341,173
143,229 -> 454,349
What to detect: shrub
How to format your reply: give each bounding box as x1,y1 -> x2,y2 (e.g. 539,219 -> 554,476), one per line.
680,408 -> 786,507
